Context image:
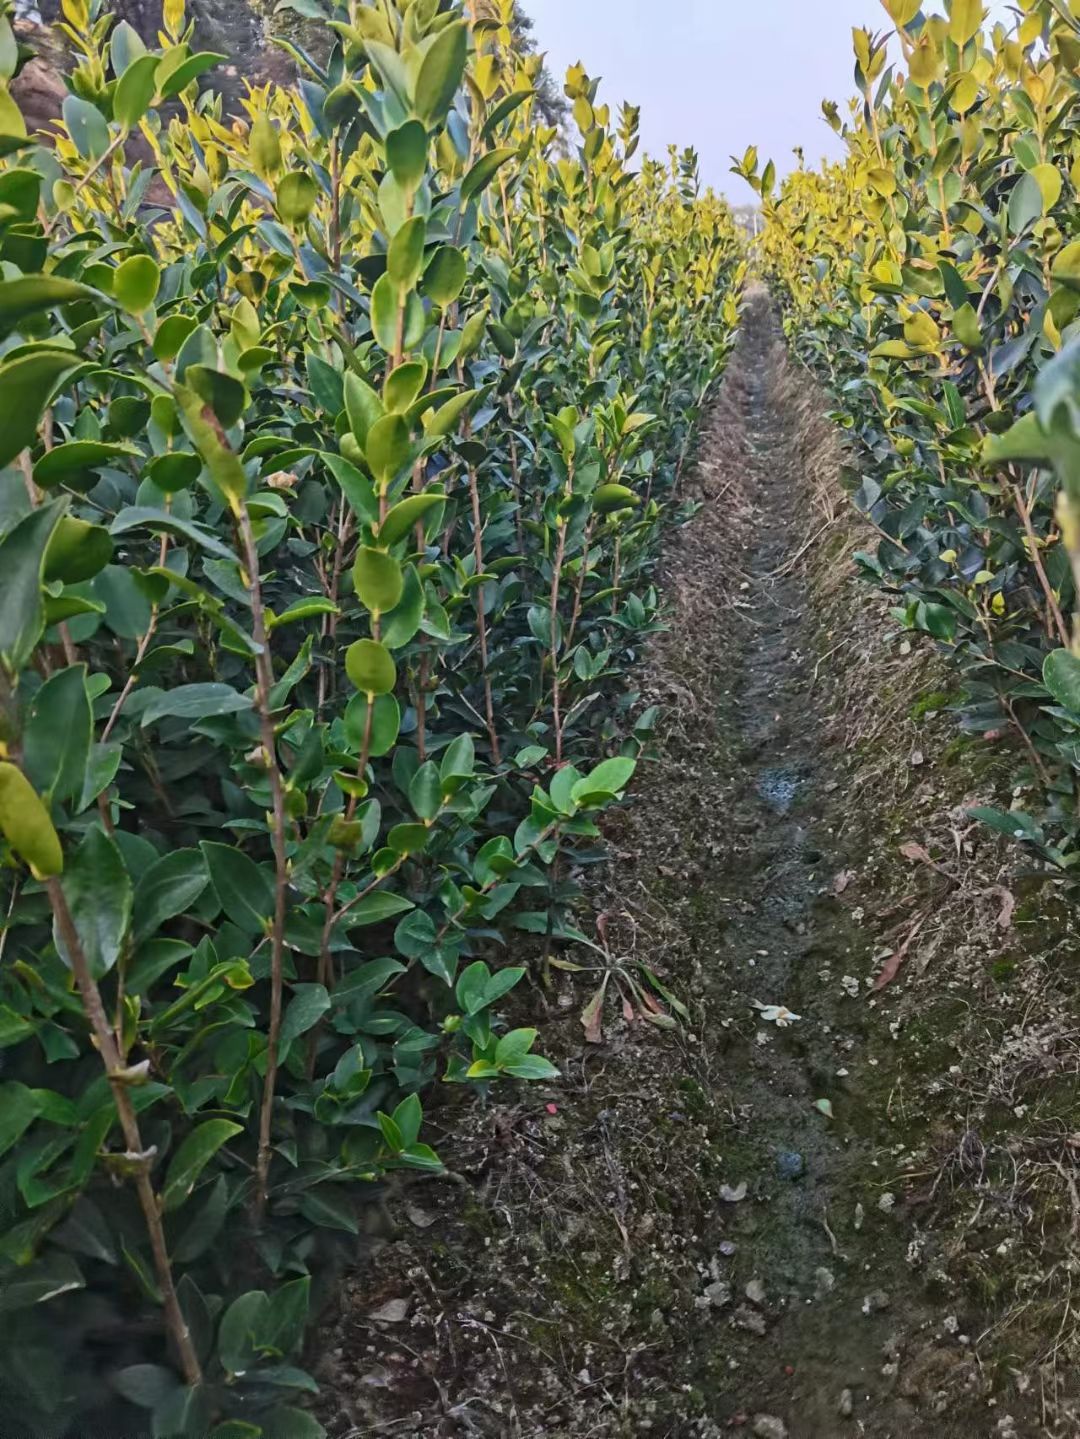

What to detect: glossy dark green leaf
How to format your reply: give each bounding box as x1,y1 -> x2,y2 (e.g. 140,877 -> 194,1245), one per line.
0,499 -> 66,674
200,841 -> 275,934
53,827 -> 132,979
23,663 -> 91,804
0,349 -> 83,469
132,849 -> 209,944
162,1120 -> 244,1212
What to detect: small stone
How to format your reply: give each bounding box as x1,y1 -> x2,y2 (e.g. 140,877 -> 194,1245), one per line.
839,1388 -> 854,1418
752,1416 -> 788,1439
862,1290 -> 891,1316
704,1280 -> 732,1309
745,1278 -> 767,1306
776,1150 -> 805,1180
733,1304 -> 768,1336
814,1267 -> 835,1299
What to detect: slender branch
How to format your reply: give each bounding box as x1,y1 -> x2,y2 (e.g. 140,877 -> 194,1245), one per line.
235,504 -> 290,1226
46,876 -> 202,1387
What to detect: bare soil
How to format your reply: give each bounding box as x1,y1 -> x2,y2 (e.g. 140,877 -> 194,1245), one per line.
316,291 -> 1080,1439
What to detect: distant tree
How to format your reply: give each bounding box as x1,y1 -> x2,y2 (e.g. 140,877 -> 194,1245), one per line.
507,2 -> 569,130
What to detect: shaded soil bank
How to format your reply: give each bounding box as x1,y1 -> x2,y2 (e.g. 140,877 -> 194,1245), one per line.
316,292 -> 1077,1438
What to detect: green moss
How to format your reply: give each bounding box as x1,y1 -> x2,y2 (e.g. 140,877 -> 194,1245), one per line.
910,689 -> 958,721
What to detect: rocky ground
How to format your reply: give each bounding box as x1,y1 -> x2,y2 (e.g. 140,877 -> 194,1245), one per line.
313,292 -> 1080,1438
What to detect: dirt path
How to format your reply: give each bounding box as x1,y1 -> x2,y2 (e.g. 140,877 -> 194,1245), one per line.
321,292 -> 1056,1439
661,292 -> 981,1436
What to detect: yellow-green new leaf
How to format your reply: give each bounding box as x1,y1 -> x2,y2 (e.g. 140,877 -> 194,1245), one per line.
0,762 -> 63,879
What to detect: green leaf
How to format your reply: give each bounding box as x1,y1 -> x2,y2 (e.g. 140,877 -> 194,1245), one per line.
259,1409 -> 326,1439
571,756 -> 635,806
460,147 -> 516,205
370,272 -> 402,353
346,890 -> 414,927
112,1365 -> 178,1410
0,761 -> 63,879
146,452 -> 202,494
43,515 -> 113,583
109,506 -> 240,562
113,254 -> 161,314
132,849 -> 209,944
592,483 -> 639,513
114,52 -> 161,130
249,114 -> 283,176
280,984 -> 331,1046
0,350 -> 83,469
176,384 -> 249,509
384,358 -> 428,413
366,411 -> 411,486
0,1081 -> 43,1161
276,170 -> 318,228
0,1253 -> 84,1314
260,1275 -> 311,1358
422,245 -> 467,306
0,275 -> 100,330
982,411 -> 1051,467
343,373 -> 384,449
353,547 -> 404,613
344,692 -> 400,757
1044,648 -> 1080,713
53,827 -> 132,979
413,20 -> 468,127
268,596 -> 340,628
494,1027 -> 538,1065
381,564 -> 425,649
172,1174 -> 228,1263
157,50 -> 224,98
409,760 -> 441,820
34,439 -> 138,491
200,842 -> 275,934
501,1053 -> 560,1080
385,119 -> 428,191
141,683 -> 254,727
62,95 -> 109,159
217,1289 -> 271,1377
162,1119 -> 244,1212
1008,171 -> 1043,236
387,215 -> 426,293
440,733 -> 475,783
23,664 -> 91,804
345,638 -> 397,696
377,491 -> 444,546
1052,239 -> 1080,292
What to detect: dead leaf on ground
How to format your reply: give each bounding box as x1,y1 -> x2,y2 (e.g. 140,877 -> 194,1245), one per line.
833,869 -> 856,895
581,985 -> 606,1043
986,885 -> 1015,931
368,1298 -> 410,1324
899,841 -> 933,865
872,908 -> 932,991
720,1182 -> 748,1203
406,1205 -> 437,1230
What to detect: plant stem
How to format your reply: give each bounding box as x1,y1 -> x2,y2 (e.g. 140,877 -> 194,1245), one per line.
235,504 -> 290,1226
550,517 -> 567,764
46,876 -> 202,1387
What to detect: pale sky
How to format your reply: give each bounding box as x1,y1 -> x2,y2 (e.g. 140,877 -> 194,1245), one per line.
527,0 -> 1015,199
